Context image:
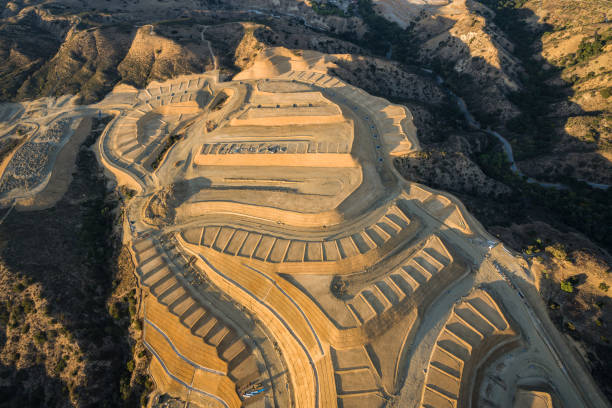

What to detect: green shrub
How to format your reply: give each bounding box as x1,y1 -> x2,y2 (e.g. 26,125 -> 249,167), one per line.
330,276 -> 349,299
572,35 -> 607,65
546,243 -> 568,261
133,319 -> 142,331
140,392 -> 148,407
21,297 -> 35,314
311,1 -> 348,16
128,297 -> 137,318
119,376 -> 131,400
48,329 -> 58,340
601,87 -> 611,99
34,331 -> 47,346
560,280 -> 574,293
599,282 -> 610,292
0,302 -> 9,325
108,303 -> 120,320
54,359 -> 67,374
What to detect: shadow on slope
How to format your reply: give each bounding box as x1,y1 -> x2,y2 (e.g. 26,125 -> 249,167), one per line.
0,363 -> 66,407
0,119 -> 131,406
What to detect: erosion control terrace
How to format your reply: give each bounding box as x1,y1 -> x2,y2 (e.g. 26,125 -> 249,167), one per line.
1,47 -> 608,408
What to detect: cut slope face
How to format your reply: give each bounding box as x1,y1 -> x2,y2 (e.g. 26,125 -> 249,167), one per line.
4,45 -> 593,407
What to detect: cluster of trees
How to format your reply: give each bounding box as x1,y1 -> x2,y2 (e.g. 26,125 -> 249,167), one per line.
310,1 -> 350,17
568,33 -> 611,66
0,295 -> 35,329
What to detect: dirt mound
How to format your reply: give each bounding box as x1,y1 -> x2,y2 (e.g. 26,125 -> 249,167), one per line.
234,47 -> 334,80
144,182 -> 191,227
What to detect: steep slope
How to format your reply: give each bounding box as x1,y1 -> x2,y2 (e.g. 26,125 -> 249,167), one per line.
117,26 -> 213,90
17,26 -> 133,104
370,0 -> 523,122
504,0 -> 612,185
0,119 -> 152,407
0,11 -> 215,104
0,11 -> 65,101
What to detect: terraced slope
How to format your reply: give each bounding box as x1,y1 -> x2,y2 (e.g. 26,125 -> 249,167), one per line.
99,57 -> 604,406
132,237 -> 269,407
2,45 -> 603,407
420,289 -> 519,408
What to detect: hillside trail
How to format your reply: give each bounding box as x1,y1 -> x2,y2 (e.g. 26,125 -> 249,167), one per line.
200,26 -> 218,71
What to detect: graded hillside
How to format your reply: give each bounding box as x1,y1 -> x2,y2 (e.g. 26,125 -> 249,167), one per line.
114,51 -> 608,407
1,34 -> 610,405
2,44 -> 602,407
0,1 -> 611,407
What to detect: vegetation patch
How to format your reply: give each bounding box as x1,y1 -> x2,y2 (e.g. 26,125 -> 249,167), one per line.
310,1 -> 351,17
560,279 -> 574,293
475,137 -> 612,250
151,133 -> 182,170
330,276 -> 349,300
567,33 -> 612,66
